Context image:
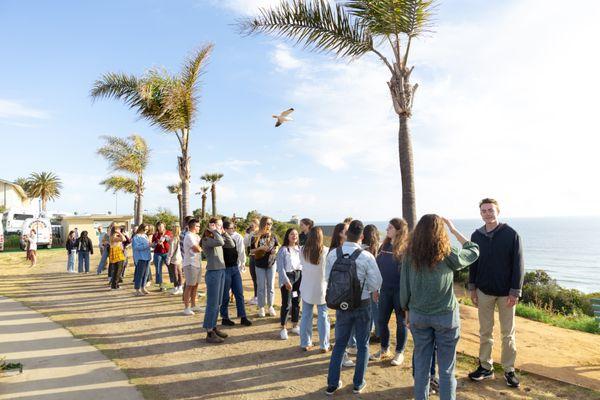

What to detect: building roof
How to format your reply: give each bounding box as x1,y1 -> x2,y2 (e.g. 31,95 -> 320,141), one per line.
60,214 -> 133,221
0,179 -> 28,200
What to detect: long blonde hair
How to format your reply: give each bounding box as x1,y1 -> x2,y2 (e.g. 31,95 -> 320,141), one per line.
382,218 -> 409,261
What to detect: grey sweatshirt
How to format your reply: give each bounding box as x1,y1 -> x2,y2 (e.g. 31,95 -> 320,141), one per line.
202,231 -> 233,271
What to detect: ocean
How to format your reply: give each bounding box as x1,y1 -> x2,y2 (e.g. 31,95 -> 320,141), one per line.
333,217 -> 600,294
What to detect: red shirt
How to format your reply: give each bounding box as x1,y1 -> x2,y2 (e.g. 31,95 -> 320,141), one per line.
152,231 -> 172,254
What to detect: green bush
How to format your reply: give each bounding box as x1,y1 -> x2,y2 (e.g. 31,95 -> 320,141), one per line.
143,208 -> 179,231
516,303 -> 599,334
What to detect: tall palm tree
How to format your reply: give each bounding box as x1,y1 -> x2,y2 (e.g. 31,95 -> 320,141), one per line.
97,135 -> 150,226
200,173 -> 224,217
167,183 -> 183,225
26,172 -> 62,213
91,44 -> 214,221
13,177 -> 32,196
196,186 -> 210,219
238,0 -> 435,228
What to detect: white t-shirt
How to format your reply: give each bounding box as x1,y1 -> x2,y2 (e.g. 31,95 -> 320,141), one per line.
28,234 -> 38,251
183,232 -> 201,267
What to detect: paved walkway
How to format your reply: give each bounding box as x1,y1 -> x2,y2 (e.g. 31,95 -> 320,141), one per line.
0,296 -> 144,400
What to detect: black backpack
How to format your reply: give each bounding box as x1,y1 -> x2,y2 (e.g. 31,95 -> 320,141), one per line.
326,248 -> 364,311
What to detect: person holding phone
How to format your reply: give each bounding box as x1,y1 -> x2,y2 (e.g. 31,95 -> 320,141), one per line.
250,216 -> 279,318
276,228 -> 302,340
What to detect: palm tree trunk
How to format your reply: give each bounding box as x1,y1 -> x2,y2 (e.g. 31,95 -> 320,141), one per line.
135,192 -> 143,226
177,194 -> 183,227
178,148 -> 191,220
211,184 -> 217,217
398,115 -> 417,229
41,197 -> 47,213
201,196 -> 206,219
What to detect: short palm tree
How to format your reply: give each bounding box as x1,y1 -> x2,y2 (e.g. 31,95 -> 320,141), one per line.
14,177 -> 33,197
195,186 -> 210,219
26,172 -> 62,213
167,183 -> 183,225
97,135 -> 150,225
238,0 -> 436,228
91,44 -> 214,221
200,173 -> 224,217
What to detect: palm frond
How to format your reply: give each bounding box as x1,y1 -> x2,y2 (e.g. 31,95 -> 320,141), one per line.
26,172 -> 62,201
167,183 -> 182,194
344,0 -> 436,37
200,173 -> 224,184
100,176 -> 137,194
97,134 -> 150,175
238,0 -> 373,58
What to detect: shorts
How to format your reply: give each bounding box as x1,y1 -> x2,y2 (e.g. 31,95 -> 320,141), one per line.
183,265 -> 201,286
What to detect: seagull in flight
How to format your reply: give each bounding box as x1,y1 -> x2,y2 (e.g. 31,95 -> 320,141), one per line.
273,108 -> 294,127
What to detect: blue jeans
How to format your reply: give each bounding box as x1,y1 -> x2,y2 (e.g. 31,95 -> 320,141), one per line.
378,287 -> 407,352
256,266 -> 275,308
153,253 -> 168,284
134,260 -> 150,290
410,309 -> 460,400
78,251 -> 90,273
220,267 -> 247,319
300,301 -> 330,350
67,252 -> 75,272
327,302 -> 371,387
203,269 -> 225,330
96,246 -> 109,274
371,294 -> 380,336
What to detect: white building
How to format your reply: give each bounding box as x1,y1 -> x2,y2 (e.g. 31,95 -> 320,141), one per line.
0,179 -> 31,211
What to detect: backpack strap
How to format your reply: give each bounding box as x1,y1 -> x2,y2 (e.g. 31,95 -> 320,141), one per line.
336,246 -> 344,259
349,248 -> 362,261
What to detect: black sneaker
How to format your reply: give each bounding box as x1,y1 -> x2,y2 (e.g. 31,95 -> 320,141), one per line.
241,317 -> 253,326
214,328 -> 229,339
221,318 -> 235,326
429,376 -> 439,394
468,365 -> 494,381
353,380 -> 367,394
504,371 -> 520,388
325,380 -> 342,396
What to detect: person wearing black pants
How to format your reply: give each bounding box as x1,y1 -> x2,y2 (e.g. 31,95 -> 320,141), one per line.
276,228 -> 303,340
244,220 -> 259,305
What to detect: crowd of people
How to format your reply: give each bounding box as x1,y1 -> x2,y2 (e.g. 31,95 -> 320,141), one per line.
62,198 -> 524,400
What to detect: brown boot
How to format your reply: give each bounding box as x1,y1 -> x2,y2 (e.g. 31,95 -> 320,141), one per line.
206,331 -> 224,344
214,328 -> 228,339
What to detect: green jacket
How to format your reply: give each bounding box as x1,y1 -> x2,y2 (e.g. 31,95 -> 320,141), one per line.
400,242 -> 479,315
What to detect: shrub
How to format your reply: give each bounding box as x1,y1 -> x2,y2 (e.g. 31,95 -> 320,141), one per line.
143,208 -> 179,231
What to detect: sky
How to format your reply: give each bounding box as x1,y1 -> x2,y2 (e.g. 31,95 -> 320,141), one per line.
1,0 -> 599,223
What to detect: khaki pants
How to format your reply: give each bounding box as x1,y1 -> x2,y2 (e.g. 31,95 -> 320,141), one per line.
477,289 -> 517,372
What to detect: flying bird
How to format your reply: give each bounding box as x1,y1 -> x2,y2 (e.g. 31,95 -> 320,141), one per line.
273,108 -> 294,127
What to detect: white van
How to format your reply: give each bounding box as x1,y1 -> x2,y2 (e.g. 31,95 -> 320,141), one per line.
20,217 -> 53,250
2,210 -> 36,234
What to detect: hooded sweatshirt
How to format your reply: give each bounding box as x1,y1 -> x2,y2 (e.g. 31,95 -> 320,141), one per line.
468,223 -> 524,297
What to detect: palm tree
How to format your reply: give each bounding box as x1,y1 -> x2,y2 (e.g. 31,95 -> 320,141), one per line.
26,172 -> 62,213
97,135 -> 150,226
200,173 -> 224,217
167,183 -> 183,225
195,186 -> 210,219
13,177 -> 32,196
90,44 -> 214,221
238,0 -> 435,228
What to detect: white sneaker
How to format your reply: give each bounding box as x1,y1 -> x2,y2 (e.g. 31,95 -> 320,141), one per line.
346,346 -> 358,355
268,306 -> 276,316
183,308 -> 195,316
168,287 -> 177,294
369,348 -> 391,361
191,305 -> 204,312
248,297 -> 258,305
280,328 -> 289,340
290,326 -> 300,335
342,353 -> 355,367
175,287 -> 183,295
258,307 -> 266,317
390,352 -> 405,366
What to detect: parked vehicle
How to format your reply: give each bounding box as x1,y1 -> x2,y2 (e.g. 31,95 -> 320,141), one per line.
2,210 -> 35,234
19,217 -> 53,250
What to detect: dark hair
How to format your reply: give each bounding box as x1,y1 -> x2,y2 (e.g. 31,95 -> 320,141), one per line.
120,225 -> 126,233
300,218 -> 314,228
346,220 -> 364,242
68,230 -> 75,238
155,221 -> 164,229
80,230 -> 89,239
136,224 -> 147,234
188,218 -> 199,228
408,214 -> 451,270
329,223 -> 347,252
362,224 -> 380,257
110,225 -> 116,235
223,220 -> 235,230
303,227 -> 324,264
209,217 -> 220,224
382,218 -> 409,261
183,215 -> 193,226
282,228 -> 298,247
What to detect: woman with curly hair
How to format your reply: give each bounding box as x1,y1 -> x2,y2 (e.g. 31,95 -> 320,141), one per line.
401,215 -> 479,400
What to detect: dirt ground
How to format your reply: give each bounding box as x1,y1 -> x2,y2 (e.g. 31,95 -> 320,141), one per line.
0,249 -> 598,400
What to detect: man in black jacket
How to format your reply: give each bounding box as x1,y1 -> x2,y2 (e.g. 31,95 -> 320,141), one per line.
467,198 -> 524,388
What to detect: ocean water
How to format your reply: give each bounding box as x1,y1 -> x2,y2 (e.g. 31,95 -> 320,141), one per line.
361,217 -> 600,294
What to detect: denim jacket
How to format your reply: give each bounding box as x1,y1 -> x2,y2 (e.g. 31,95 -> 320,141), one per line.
132,234 -> 151,262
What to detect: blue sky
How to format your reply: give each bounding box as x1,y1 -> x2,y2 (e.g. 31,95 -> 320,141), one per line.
1,0 -> 599,222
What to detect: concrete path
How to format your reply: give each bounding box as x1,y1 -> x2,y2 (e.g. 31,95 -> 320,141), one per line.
0,296 -> 144,400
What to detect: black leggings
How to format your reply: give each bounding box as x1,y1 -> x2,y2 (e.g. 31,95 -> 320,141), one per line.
249,257 -> 257,297
280,271 -> 302,326
109,261 -> 125,289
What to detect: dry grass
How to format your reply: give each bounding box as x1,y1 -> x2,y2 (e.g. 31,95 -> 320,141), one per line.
0,249 -> 598,400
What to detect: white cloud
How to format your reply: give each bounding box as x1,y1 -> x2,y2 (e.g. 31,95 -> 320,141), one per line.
206,0 -> 282,16
266,0 -> 600,218
0,99 -> 49,123
271,44 -> 304,71
211,158 -> 261,172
